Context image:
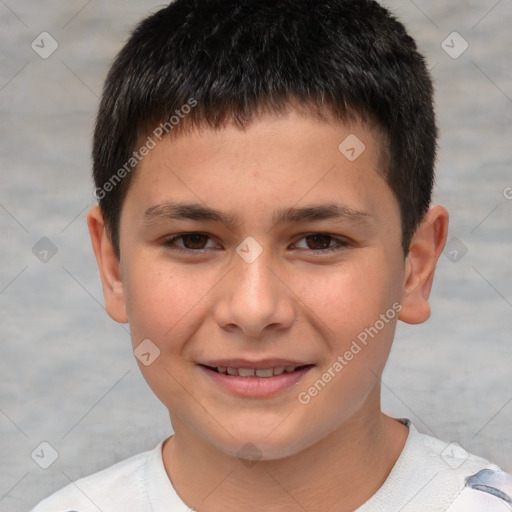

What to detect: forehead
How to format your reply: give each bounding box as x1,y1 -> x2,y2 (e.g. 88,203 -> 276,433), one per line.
124,110 -> 397,228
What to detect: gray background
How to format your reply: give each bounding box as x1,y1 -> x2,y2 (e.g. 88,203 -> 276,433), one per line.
1,1 -> 511,510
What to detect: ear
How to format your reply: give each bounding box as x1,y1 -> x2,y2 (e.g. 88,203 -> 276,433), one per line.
87,206 -> 128,323
398,205 -> 449,324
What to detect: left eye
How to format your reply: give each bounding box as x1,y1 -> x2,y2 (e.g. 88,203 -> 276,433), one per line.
294,234 -> 348,252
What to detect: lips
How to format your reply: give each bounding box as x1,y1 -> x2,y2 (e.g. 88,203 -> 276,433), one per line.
198,360 -> 314,398
208,365 -> 301,377
200,359 -> 309,370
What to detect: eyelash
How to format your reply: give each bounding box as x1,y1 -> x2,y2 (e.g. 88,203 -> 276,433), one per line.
162,232 -> 350,254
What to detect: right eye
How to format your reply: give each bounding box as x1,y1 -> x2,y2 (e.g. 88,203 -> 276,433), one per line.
161,233 -> 220,252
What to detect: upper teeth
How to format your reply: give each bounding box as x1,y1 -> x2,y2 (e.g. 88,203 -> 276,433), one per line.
217,366 -> 297,377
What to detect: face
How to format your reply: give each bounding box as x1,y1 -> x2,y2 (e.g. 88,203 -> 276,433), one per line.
105,110 -> 409,459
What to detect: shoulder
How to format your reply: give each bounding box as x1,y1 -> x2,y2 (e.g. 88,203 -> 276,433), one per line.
30,444 -> 160,512
360,419 -> 512,511
446,468 -> 512,510
409,422 -> 512,510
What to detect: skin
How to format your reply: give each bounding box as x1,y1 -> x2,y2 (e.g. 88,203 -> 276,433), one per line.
88,108 -> 448,511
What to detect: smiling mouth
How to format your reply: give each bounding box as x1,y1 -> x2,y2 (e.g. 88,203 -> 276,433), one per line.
200,364 -> 313,377
199,363 -> 314,398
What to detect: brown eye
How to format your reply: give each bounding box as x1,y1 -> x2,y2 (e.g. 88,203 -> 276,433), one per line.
304,234 -> 335,250
293,233 -> 349,253
163,233 -> 215,251
180,233 -> 209,249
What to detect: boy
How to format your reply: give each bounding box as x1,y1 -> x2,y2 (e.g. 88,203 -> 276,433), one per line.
32,0 -> 512,510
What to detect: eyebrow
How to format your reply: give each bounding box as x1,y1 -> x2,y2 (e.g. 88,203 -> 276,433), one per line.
142,201 -> 373,229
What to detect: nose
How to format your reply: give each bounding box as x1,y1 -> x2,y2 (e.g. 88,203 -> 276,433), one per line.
212,249 -> 296,339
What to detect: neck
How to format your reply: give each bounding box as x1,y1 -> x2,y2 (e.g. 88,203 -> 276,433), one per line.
162,399 -> 408,511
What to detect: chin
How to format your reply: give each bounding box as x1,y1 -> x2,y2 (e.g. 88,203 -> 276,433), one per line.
203,418 -> 324,462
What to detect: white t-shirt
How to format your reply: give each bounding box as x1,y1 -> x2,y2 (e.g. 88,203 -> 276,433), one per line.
31,420 -> 512,512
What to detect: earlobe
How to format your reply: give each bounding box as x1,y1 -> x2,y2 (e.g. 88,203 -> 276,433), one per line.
398,205 -> 449,325
87,206 -> 128,323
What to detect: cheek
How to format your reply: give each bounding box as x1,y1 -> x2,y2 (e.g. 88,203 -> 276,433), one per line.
122,258 -> 205,410
295,255 -> 401,342
293,263 -> 401,437
123,257 -> 201,346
